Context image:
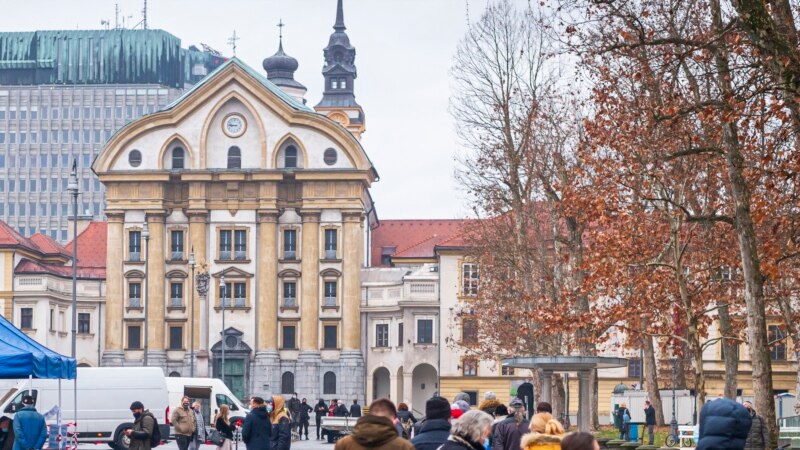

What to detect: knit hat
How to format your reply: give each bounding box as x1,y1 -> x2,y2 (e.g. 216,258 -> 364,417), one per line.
425,396 -> 452,421
130,401 -> 144,410
484,391 -> 497,401
455,400 -> 471,413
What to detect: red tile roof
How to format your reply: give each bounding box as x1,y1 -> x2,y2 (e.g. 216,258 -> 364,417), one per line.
15,258 -> 105,280
29,233 -> 70,258
0,221 -> 43,254
64,222 -> 107,270
370,219 -> 475,266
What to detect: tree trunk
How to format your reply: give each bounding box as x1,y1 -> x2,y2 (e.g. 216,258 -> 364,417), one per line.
718,304 -> 740,399
710,0 -> 776,444
643,335 -> 666,425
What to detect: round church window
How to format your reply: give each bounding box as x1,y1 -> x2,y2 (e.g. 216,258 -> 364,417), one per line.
128,149 -> 142,167
324,148 -> 338,166
225,335 -> 238,348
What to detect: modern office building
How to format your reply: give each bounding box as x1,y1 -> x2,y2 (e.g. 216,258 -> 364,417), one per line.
0,29 -> 225,241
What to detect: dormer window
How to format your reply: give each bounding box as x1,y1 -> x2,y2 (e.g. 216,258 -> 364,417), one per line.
171,147 -> 185,169
227,146 -> 241,169
285,146 -> 298,168
339,78 -> 346,89
331,79 -> 338,89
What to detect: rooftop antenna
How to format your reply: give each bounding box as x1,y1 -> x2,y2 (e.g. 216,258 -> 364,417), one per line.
227,30 -> 240,57
100,19 -> 110,30
114,3 -> 120,29
465,0 -> 470,27
142,0 -> 148,30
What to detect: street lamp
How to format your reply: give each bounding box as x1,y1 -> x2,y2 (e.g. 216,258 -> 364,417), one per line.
67,160 -> 79,359
671,356 -> 678,439
189,248 -> 196,377
220,274 -> 227,383
142,220 -> 150,366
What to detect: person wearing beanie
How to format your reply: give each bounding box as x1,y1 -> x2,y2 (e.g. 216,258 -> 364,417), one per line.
519,412 -> 565,450
451,405 -> 464,420
412,397 -> 452,450
125,401 -> 156,450
453,392 -> 471,404
454,400 -> 471,414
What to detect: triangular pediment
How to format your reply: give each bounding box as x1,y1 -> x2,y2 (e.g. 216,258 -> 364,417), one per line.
211,266 -> 253,279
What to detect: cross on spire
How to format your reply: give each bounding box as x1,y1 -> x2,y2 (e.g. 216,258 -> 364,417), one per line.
277,18 -> 285,43
227,30 -> 240,56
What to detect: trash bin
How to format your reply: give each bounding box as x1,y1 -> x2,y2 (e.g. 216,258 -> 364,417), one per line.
628,423 -> 639,442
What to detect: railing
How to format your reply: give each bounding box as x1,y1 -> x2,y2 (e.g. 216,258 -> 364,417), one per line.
325,249 -> 337,259
324,297 -> 337,307
284,250 -> 296,260
219,250 -> 231,260
234,250 -> 247,260
129,251 -> 141,262
170,251 -> 183,261
129,298 -> 141,308
283,297 -> 296,307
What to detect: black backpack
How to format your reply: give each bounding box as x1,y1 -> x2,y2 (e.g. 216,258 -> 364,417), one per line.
149,415 -> 162,448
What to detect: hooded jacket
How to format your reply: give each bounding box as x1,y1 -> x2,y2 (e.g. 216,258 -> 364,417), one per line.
12,406 -> 46,450
520,432 -> 563,450
410,418 -> 451,450
479,399 -> 501,416
333,415 -> 414,450
242,406 -> 271,450
697,399 -> 752,450
269,396 -> 291,450
314,401 -> 329,418
129,410 -> 156,450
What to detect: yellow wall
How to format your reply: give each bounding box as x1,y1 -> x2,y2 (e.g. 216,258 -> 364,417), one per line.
0,251 -> 13,319
441,376 -> 523,406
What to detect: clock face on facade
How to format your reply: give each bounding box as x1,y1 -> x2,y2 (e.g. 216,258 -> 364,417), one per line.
223,114 -> 246,138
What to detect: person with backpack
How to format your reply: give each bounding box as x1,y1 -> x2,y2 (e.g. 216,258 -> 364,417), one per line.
125,401 -> 158,450
396,403 -> 416,439
615,403 -> 630,441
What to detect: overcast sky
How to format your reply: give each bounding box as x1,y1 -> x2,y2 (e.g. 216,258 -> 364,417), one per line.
0,0 -> 518,220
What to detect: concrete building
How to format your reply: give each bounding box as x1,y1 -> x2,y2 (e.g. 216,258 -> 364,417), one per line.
0,29 -> 225,241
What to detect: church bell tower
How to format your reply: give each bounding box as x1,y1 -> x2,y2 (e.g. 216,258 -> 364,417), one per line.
314,0 -> 366,138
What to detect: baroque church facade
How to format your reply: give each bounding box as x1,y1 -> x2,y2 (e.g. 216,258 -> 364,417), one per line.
94,0 -> 375,401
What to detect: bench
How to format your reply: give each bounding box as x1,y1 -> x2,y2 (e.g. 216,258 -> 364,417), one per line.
678,425 -> 697,449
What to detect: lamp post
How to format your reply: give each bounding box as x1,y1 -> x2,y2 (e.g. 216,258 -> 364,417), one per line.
220,274 -> 226,383
67,160 -> 79,358
671,355 -> 678,439
142,220 -> 150,366
189,248 -> 196,377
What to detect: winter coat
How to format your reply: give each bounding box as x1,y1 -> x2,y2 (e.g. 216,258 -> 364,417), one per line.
270,417 -> 291,450
171,406 -> 196,437
697,398 -> 751,450
0,421 -> 16,450
491,416 -> 529,450
410,418 -> 451,450
129,411 -> 156,450
744,411 -> 769,450
350,404 -> 362,418
644,405 -> 656,426
298,403 -> 312,422
286,398 -> 300,420
333,415 -> 414,450
615,407 -> 629,431
241,407 -> 271,450
437,435 -> 485,450
520,432 -> 563,450
215,417 -> 234,440
314,402 -> 329,418
11,406 -> 46,450
192,409 -> 207,442
334,404 -> 349,417
396,411 -> 416,438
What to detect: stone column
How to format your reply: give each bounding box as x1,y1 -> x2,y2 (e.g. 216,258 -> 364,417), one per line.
188,211 -> 208,375
339,211 -> 365,402
297,210 -> 321,399
541,370 -> 553,404
402,370 -> 413,407
146,212 -> 167,367
253,210 -> 280,394
577,370 -> 591,432
102,212 -> 125,366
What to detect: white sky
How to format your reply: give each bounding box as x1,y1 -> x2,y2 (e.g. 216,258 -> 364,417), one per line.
0,0 -> 517,220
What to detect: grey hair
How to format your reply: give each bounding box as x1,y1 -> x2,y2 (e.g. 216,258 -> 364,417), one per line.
451,410 -> 494,443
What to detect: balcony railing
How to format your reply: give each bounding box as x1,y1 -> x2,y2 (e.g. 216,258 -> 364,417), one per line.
129,251 -> 141,262
284,250 -> 296,260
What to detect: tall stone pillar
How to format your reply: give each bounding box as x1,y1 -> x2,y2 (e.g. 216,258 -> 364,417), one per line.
146,212 -> 167,367
577,370 -> 591,431
297,210 -> 321,398
541,370 -> 553,403
340,211 -> 365,402
102,211 -> 125,366
253,210 -> 280,394
188,211 -> 209,375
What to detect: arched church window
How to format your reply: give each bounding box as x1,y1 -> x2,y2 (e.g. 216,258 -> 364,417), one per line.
227,146 -> 241,169
129,149 -> 142,167
284,146 -> 298,168
323,371 -> 336,395
281,371 -> 295,394
172,147 -> 185,169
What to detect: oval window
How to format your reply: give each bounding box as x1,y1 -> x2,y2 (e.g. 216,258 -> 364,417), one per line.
324,148 -> 337,166
128,149 -> 142,167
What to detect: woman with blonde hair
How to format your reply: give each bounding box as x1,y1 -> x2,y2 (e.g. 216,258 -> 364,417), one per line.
520,412 -> 565,450
213,405 -> 233,450
269,396 -> 292,450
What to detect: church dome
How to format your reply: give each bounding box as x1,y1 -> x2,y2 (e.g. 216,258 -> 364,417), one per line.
262,42 -> 299,78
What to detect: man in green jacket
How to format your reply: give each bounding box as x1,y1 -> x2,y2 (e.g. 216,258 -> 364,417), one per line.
125,401 -> 155,450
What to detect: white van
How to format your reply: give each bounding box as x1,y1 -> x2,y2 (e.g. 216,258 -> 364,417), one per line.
0,367 -> 169,449
164,377 -> 248,435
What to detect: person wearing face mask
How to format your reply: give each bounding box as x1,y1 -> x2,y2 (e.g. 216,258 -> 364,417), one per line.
297,398 -> 312,441
314,399 -> 329,440
285,393 -> 300,434
242,397 -> 271,450
0,417 -> 15,450
170,396 -> 197,450
125,402 -> 155,450
269,396 -> 292,450
189,402 -> 207,450
438,410 -> 494,450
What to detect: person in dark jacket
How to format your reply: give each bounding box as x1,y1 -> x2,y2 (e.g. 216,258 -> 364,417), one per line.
333,398 -> 414,450
411,396 -> 452,450
0,417 -> 15,450
242,397 -> 271,450
11,396 -> 46,450
269,396 -> 292,450
125,401 -> 155,450
214,404 -> 234,450
314,399 -> 329,440
440,410 -> 494,450
286,394 -> 300,433
696,398 -> 752,450
742,401 -> 769,450
297,399 -> 312,441
615,403 -> 630,441
334,400 -> 349,417
644,400 -> 656,445
350,400 -> 362,418
396,403 -> 417,439
492,398 -> 529,450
